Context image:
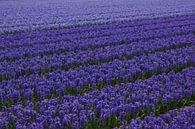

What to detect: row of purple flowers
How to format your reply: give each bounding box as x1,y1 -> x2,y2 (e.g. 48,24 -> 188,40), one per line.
0,67 -> 194,129
117,106 -> 195,129
0,46 -> 194,104
1,19 -> 194,61
0,33 -> 194,80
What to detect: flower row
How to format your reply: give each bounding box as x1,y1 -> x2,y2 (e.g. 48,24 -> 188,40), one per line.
0,46 -> 194,103
118,106 -> 195,129
0,67 -> 194,129
1,14 -> 194,49
0,34 -> 194,80
0,24 -> 194,61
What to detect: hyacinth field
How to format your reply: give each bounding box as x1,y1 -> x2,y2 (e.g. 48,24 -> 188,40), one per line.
0,0 -> 195,129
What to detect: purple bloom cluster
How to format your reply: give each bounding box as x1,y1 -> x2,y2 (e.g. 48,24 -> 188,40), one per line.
0,33 -> 194,80
0,67 -> 194,128
0,46 -> 194,102
118,106 -> 195,129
